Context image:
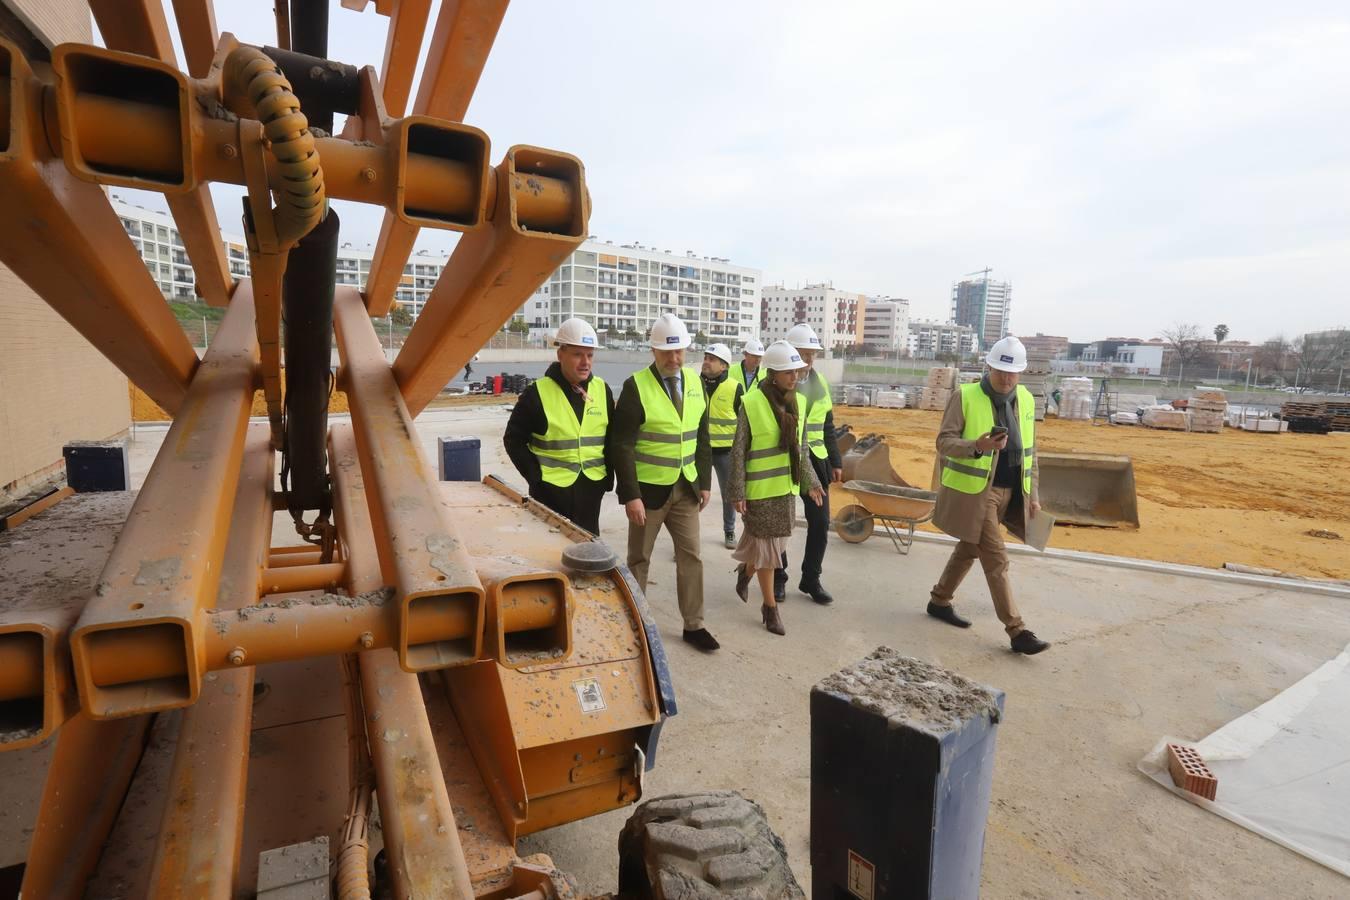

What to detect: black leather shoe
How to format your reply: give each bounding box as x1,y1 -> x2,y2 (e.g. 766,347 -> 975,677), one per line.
682,628 -> 721,652
800,582 -> 834,605
1011,630 -> 1050,655
926,601 -> 972,628
773,580 -> 786,602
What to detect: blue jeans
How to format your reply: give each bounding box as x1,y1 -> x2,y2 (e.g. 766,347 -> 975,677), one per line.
710,450 -> 736,536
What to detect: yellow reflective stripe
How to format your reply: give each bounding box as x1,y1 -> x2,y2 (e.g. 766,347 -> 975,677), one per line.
634,452 -> 679,468
746,447 -> 781,460
538,458 -> 583,473
637,430 -> 680,443
746,466 -> 791,482
531,437 -> 579,450
710,418 -> 737,426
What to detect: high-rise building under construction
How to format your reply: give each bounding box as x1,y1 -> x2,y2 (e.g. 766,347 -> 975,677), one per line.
951,273 -> 1012,350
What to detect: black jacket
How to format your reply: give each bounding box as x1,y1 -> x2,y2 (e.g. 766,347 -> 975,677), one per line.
610,363 -> 712,509
701,370 -> 744,454
503,363 -> 616,492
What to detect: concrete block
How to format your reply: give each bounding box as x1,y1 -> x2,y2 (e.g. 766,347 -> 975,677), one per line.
256,837 -> 331,899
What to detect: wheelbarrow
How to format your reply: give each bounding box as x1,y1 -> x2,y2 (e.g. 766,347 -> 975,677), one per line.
833,480 -> 937,554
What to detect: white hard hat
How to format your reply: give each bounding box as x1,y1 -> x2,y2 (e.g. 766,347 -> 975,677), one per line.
742,338 -> 766,356
554,317 -> 598,348
785,323 -> 822,350
986,336 -> 1028,373
648,313 -> 691,350
704,343 -> 734,365
762,340 -> 806,372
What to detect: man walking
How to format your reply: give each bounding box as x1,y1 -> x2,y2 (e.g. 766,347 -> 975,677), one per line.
927,335 -> 1051,655
611,314 -> 720,652
774,323 -> 842,605
702,343 -> 744,548
502,319 -> 613,534
730,338 -> 765,391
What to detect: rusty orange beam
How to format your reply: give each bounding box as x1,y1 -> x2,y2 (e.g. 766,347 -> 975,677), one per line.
170,0 -> 220,77
364,0 -> 510,314
0,40 -> 198,414
259,562 -> 346,594
331,421 -> 475,899
394,146 -> 588,415
333,287 -> 486,671
20,712 -> 154,897
380,0 -> 433,117
216,424 -> 276,610
146,666 -> 253,898
87,2 -> 235,308
70,285 -> 258,719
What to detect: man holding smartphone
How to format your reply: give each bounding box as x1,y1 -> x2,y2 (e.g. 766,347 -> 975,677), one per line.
927,336 -> 1050,655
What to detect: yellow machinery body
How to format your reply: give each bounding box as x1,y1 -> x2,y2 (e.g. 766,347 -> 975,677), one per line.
0,2 -> 675,896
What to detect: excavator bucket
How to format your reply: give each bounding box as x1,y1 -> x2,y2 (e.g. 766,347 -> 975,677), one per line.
841,435 -> 912,488
836,424 -> 857,456
1036,452 -> 1140,528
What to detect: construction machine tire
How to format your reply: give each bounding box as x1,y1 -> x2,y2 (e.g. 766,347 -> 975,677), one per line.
617,791 -> 804,899
833,504 -> 875,543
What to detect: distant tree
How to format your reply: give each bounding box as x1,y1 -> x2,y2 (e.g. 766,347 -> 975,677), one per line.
1161,323 -> 1208,386
624,328 -> 642,342
1253,336 -> 1291,383
693,330 -> 709,347
506,317 -> 529,334
1213,323 -> 1229,345
389,302 -> 414,328
1292,329 -> 1349,389
937,351 -> 960,366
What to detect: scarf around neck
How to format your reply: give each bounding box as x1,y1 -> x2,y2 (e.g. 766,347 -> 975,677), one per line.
980,374 -> 1023,465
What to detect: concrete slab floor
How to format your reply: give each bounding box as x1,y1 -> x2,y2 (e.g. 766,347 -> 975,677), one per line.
124,409 -> 1350,898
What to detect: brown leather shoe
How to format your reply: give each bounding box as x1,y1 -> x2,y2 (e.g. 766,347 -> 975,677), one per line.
735,564 -> 751,603
761,604 -> 785,636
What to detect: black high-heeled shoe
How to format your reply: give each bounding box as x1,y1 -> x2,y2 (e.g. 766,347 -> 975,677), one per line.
735,564 -> 751,602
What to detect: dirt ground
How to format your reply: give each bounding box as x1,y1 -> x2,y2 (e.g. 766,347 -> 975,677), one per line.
128,386 -> 509,421
833,407 -> 1350,580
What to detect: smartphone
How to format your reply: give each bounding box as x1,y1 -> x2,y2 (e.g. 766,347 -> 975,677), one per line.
990,426 -> 1008,438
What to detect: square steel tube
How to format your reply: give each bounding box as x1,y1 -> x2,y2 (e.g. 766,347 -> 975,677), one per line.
70,284 -> 259,719
332,287 -> 485,672
393,146 -> 589,416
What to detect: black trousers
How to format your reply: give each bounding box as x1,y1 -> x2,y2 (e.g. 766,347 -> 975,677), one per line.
529,476 -> 608,535
776,454 -> 832,589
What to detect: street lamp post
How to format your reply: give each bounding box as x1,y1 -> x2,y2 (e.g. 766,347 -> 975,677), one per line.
1242,359 -> 1253,427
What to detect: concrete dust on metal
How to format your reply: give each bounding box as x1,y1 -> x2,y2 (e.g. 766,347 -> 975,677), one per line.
816,646 -> 1000,730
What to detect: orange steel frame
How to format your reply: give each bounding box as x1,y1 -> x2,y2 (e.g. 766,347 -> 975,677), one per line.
0,2 -> 669,898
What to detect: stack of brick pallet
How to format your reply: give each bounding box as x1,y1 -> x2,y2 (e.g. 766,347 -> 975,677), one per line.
1327,400 -> 1350,432
1059,377 -> 1094,420
1141,406 -> 1188,430
1019,357 -> 1051,421
919,366 -> 957,411
1187,387 -> 1227,434
1280,399 -> 1330,434
875,390 -> 906,409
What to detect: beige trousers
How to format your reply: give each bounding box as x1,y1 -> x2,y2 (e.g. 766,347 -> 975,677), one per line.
930,485 -> 1026,636
627,479 -> 705,630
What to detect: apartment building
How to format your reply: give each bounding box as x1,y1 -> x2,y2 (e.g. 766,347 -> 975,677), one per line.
1020,332 -> 1070,360
951,275 -> 1012,350
760,284 -> 866,352
861,296 -> 910,352
908,319 -> 977,359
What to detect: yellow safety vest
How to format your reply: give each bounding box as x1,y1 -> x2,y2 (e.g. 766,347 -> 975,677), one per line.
707,378 -> 739,450
801,370 -> 833,460
730,361 -> 761,391
939,382 -> 1036,495
529,376 -> 609,487
743,389 -> 804,500
633,367 -> 704,485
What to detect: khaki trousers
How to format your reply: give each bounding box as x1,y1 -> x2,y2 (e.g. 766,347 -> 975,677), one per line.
930,485 -> 1026,636
627,479 -> 705,630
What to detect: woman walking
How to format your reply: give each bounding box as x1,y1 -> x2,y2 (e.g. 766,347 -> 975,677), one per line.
728,341 -> 824,635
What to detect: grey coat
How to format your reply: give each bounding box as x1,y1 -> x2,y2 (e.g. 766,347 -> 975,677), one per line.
727,407 -> 821,538
931,386 -> 1040,545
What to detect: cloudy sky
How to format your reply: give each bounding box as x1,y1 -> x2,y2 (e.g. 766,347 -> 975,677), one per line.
122,0 -> 1350,343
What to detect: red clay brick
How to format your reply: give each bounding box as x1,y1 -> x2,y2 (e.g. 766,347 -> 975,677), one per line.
1167,743 -> 1218,801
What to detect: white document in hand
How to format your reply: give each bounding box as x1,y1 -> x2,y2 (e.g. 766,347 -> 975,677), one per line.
1025,510 -> 1056,552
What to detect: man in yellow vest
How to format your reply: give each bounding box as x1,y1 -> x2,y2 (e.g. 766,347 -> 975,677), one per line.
773,323 -> 843,605
502,318 -> 613,535
928,336 -> 1051,655
730,338 -> 765,391
701,342 -> 744,549
610,314 -> 719,652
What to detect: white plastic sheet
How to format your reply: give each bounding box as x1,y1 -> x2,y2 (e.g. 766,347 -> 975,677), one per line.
1139,643 -> 1350,877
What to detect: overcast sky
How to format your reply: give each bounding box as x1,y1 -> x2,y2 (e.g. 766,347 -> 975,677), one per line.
119,0 -> 1350,343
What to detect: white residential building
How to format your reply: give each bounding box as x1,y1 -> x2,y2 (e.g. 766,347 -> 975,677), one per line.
861,296 -> 910,352
908,319 -> 977,359
544,241 -> 761,345
760,283 -> 866,352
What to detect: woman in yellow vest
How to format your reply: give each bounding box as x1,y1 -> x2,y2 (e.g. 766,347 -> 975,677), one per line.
727,341 -> 824,635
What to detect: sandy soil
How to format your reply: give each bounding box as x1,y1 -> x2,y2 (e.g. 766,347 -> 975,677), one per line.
129,381 -> 352,421
833,407 -> 1350,580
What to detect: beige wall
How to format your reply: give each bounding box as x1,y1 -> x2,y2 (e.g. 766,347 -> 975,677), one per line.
0,263 -> 130,500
